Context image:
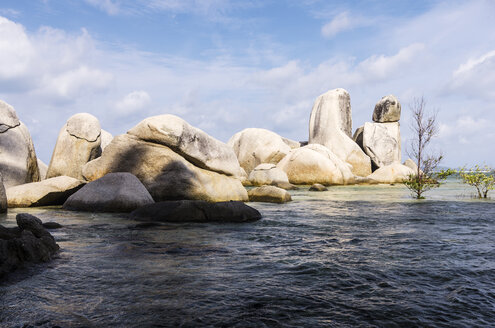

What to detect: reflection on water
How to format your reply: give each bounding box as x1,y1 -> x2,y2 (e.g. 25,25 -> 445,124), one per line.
1,180 -> 494,327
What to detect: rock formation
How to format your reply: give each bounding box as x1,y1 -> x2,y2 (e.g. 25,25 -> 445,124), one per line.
0,174 -> 7,213
46,113 -> 102,180
64,172 -> 154,212
248,185 -> 292,203
308,89 -> 371,176
358,122 -> 401,170
277,144 -> 355,185
248,163 -> 290,186
373,95 -> 401,123
37,159 -> 48,180
309,183 -> 328,191
6,176 -> 85,207
100,129 -> 113,152
0,100 -> 40,188
367,162 -> 415,184
129,200 -> 261,223
228,128 -> 291,174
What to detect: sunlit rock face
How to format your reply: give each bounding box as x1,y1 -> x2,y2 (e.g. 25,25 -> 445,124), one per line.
128,114 -> 244,178
367,162 -> 415,184
248,163 -> 290,186
46,113 -> 101,180
360,122 -> 401,170
82,134 -> 248,202
248,185 -> 292,203
373,95 -> 401,123
227,128 -> 291,175
308,88 -> 371,177
100,129 -> 113,152
277,144 -> 355,186
0,100 -> 40,188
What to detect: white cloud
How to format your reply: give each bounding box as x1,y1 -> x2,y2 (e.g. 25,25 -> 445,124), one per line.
0,17 -> 33,80
321,12 -> 352,38
115,90 -> 151,114
84,0 -> 121,15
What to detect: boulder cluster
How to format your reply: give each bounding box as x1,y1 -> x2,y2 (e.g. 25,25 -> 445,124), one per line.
0,89 -> 417,213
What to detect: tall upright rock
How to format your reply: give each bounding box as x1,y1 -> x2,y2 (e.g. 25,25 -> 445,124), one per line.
0,100 -> 40,188
46,113 -> 101,180
308,89 -> 371,177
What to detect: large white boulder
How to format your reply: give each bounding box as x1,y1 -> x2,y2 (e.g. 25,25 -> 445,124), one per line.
46,113 -> 101,180
361,122 -> 401,169
308,89 -> 371,176
82,134 -> 248,202
0,100 -> 40,188
248,185 -> 292,203
227,128 -> 291,174
248,163 -> 290,186
367,162 -> 415,184
277,144 -> 355,185
128,114 -> 244,178
373,95 -> 401,123
6,176 -> 85,207
37,159 -> 48,180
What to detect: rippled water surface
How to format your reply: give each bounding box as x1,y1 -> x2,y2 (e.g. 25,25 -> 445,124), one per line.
1,180 -> 494,327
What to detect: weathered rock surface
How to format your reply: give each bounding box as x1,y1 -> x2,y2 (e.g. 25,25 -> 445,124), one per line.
282,137 -> 301,149
37,159 -> 48,180
373,95 -> 401,123
6,176 -> 85,207
46,113 -> 101,180
309,183 -> 328,191
0,174 -> 7,213
367,163 -> 415,184
248,163 -> 290,186
128,115 -> 243,178
64,173 -> 154,212
403,158 -> 419,173
0,213 -> 59,279
308,89 -> 371,176
361,122 -> 401,170
100,129 -> 113,152
0,100 -> 40,188
248,185 -> 292,203
277,144 -> 355,185
83,134 -> 248,202
227,128 -> 291,174
129,200 -> 261,223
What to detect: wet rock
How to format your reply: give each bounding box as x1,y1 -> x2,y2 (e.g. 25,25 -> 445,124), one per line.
129,200 -> 261,223
309,183 -> 328,191
309,88 -> 371,176
6,176 -> 85,207
0,100 -> 40,188
83,134 -> 248,202
0,213 -> 59,279
63,172 -> 154,212
128,114 -> 244,178
277,144 -> 355,185
373,95 -> 401,123
227,128 -> 291,174
248,185 -> 292,203
248,163 -> 290,186
367,162 -> 415,184
46,113 -> 101,180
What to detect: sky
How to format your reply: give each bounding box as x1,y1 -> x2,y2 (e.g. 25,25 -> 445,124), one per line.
0,0 -> 494,167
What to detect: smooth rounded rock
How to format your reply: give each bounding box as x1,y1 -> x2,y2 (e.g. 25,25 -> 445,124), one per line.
63,172 -> 154,213
248,163 -> 290,186
373,95 -> 401,123
367,162 -> 415,184
46,113 -> 101,180
129,200 -> 261,223
228,128 -> 291,174
403,158 -> 419,173
309,88 -> 371,176
248,185 -> 292,203
100,129 -> 113,152
309,183 -> 328,191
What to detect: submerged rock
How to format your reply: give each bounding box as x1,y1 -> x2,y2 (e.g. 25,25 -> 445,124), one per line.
248,185 -> 292,203
0,213 -> 59,279
63,172 -> 154,212
0,100 -> 40,188
308,88 -> 371,176
6,176 -> 85,207
309,183 -> 328,191
367,162 -> 415,184
227,128 -> 291,174
46,113 -> 102,180
129,200 -> 261,223
83,134 -> 248,202
373,95 -> 401,123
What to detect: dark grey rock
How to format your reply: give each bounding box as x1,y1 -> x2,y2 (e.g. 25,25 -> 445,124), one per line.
64,172 -> 154,213
129,200 -> 261,223
0,213 -> 59,280
42,222 -> 63,229
372,95 -> 401,123
0,174 -> 7,213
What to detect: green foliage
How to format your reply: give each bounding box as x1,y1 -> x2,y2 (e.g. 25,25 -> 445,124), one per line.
458,165 -> 495,198
404,169 -> 454,199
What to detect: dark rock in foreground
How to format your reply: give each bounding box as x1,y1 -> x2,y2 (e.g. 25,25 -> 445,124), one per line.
64,172 -> 154,213
0,213 -> 59,280
129,200 -> 261,223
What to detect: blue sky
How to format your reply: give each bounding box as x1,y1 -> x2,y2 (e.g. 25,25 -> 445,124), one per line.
0,0 -> 494,167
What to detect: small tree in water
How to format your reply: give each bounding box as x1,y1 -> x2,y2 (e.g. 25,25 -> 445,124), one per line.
403,97 -> 451,199
458,165 -> 495,198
